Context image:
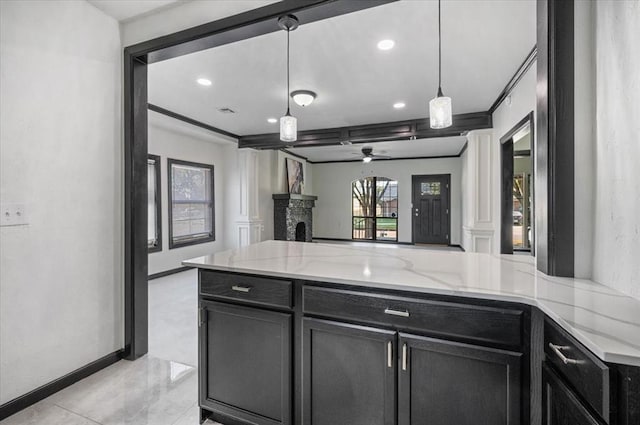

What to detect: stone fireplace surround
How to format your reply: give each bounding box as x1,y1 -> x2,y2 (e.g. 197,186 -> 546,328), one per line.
273,194 -> 317,242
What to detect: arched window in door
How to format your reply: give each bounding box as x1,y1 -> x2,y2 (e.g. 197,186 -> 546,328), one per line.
352,177 -> 398,241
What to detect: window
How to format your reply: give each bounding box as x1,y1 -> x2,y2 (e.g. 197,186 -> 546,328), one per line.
148,154 -> 162,252
352,177 -> 398,241
168,159 -> 215,248
421,182 -> 441,196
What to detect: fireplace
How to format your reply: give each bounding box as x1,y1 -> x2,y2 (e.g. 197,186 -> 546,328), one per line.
273,194 -> 317,242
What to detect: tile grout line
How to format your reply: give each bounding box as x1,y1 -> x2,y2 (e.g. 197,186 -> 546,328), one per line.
54,403 -> 105,425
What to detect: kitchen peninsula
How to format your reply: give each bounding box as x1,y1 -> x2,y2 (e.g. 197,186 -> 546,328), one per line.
184,240 -> 640,425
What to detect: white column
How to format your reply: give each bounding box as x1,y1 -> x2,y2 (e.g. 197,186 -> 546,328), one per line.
235,149 -> 263,247
462,129 -> 495,253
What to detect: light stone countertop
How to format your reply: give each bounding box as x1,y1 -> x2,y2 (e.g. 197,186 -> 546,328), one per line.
184,240 -> 640,367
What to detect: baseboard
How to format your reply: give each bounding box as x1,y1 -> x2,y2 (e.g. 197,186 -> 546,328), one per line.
0,349 -> 124,420
313,237 -> 414,246
448,244 -> 465,252
148,265 -> 192,280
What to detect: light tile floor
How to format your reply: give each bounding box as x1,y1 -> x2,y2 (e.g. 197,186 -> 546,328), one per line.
1,269 -> 219,425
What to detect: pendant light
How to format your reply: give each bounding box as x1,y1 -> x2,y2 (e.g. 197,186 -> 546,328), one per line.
278,15 -> 299,142
429,0 -> 453,129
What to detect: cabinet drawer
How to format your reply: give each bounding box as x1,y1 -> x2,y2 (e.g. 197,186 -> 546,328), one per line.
200,270 -> 293,309
544,318 -> 610,423
303,286 -> 523,348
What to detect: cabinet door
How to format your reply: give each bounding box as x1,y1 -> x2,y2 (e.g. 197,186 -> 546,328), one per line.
543,364 -> 603,425
398,333 -> 522,425
199,301 -> 291,425
303,318 -> 396,425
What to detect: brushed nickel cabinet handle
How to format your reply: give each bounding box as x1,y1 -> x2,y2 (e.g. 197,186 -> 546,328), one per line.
549,343 -> 580,365
231,285 -> 252,293
387,341 -> 393,368
402,343 -> 407,371
384,308 -> 409,317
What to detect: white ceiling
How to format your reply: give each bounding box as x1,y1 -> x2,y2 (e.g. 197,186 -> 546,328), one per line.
288,136 -> 467,163
87,0 -> 183,22
148,0 -> 536,137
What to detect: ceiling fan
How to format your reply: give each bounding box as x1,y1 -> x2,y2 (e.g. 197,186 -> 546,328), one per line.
352,146 -> 391,163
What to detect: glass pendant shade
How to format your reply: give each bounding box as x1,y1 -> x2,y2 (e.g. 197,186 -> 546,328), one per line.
429,94 -> 452,129
280,113 -> 297,142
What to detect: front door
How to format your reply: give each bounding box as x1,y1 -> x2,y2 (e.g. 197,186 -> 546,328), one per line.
412,174 -> 450,244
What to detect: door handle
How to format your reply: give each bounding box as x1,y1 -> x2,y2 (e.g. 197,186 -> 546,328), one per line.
387,341 -> 393,368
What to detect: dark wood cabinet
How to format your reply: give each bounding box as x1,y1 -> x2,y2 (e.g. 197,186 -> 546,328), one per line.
303,318 -> 396,425
199,300 -> 292,425
195,269 -> 639,425
543,364 -> 603,425
398,332 -> 522,425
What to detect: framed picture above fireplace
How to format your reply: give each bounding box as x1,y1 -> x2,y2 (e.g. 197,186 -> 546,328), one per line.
286,158 -> 304,194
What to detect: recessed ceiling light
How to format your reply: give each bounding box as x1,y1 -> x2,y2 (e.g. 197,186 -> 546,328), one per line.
393,102 -> 406,109
377,39 -> 395,50
267,118 -> 278,124
197,78 -> 212,86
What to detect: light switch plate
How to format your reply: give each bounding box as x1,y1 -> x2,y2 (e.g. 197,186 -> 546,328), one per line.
0,203 -> 28,226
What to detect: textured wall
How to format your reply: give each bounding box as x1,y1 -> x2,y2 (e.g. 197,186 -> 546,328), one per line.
0,0 -> 122,403
592,0 -> 640,300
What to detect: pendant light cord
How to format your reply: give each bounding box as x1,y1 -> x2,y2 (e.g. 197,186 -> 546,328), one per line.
286,26 -> 291,115
438,0 -> 443,95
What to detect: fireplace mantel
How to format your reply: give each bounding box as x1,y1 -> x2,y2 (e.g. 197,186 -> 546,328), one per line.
272,194 -> 318,201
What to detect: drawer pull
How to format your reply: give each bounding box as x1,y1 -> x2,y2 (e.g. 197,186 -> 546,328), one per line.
387,341 -> 393,368
549,343 -> 580,365
231,285 -> 252,293
384,308 -> 410,317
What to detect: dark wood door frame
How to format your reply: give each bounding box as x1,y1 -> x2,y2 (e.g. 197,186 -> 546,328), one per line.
500,112 -> 535,255
411,174 -> 451,245
123,0 -> 397,360
124,0 -> 575,360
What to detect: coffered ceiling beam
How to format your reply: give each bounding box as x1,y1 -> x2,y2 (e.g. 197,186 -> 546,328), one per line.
238,111 -> 492,150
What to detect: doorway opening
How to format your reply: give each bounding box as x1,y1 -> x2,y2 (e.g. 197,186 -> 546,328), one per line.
500,112 -> 535,255
411,174 -> 450,245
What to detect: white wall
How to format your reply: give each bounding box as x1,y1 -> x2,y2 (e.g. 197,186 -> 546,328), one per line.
311,158 -> 462,244
490,63 -> 537,256
592,0 -> 640,300
573,0 -> 596,279
147,112 -> 235,275
0,1 -> 122,404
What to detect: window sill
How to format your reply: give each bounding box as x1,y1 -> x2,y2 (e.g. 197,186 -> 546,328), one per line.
169,235 -> 215,250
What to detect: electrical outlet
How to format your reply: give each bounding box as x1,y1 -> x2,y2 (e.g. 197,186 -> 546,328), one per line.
0,203 -> 28,226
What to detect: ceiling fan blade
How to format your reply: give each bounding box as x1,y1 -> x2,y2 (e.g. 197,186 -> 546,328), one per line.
371,154 -> 391,159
